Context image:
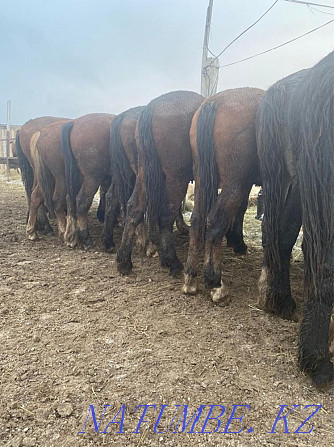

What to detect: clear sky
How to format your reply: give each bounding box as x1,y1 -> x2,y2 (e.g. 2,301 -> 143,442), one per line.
1,0 -> 333,124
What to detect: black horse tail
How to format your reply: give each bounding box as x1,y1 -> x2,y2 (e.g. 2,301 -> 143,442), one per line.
137,104 -> 169,229
196,101 -> 219,241
256,87 -> 286,269
294,55 -> 334,292
61,121 -> 80,216
30,132 -> 56,219
109,114 -> 135,214
15,131 -> 34,201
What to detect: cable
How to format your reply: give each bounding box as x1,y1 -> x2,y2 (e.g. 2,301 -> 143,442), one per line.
219,19 -> 334,68
283,0 -> 334,9
204,0 -> 279,69
308,4 -> 334,14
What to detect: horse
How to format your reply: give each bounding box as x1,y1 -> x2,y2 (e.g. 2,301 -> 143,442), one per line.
116,90 -> 204,276
256,51 -> 334,388
61,113 -> 115,248
26,120 -> 70,240
182,88 -> 264,302
103,106 -> 145,252
15,116 -> 69,234
103,105 -> 188,253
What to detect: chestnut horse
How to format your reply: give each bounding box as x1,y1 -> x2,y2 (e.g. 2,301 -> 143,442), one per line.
27,120 -> 70,240
103,105 -> 188,253
16,116 -> 69,233
116,90 -> 204,276
61,113 -> 115,248
183,88 -> 264,302
257,52 -> 334,388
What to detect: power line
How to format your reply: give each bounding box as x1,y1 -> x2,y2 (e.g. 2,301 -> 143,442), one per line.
204,0 -> 279,69
219,19 -> 334,68
308,4 -> 334,14
283,0 -> 334,9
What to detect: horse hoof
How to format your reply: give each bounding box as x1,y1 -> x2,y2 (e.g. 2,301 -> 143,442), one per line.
27,233 -> 39,241
233,243 -> 247,255
211,285 -> 230,305
170,260 -> 184,277
117,260 -> 133,275
146,242 -> 158,258
306,358 -> 334,390
183,274 -> 198,295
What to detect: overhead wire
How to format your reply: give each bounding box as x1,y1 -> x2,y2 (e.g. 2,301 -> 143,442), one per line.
218,19 -> 334,68
204,0 -> 280,69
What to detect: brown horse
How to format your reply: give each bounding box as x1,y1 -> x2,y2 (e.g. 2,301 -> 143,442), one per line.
16,116 -> 69,234
27,120 -> 70,240
257,52 -> 334,388
61,113 -> 115,248
116,90 -> 204,276
183,88 -> 264,302
103,106 -> 145,252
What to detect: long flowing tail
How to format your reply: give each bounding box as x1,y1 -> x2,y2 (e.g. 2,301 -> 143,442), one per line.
61,121 -> 80,216
15,131 -> 34,201
109,114 -> 135,214
294,54 -> 334,292
196,101 -> 219,241
137,104 -> 169,229
30,132 -> 56,219
256,86 -> 286,269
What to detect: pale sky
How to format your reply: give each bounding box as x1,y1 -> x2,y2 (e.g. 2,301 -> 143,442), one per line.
1,0 -> 333,124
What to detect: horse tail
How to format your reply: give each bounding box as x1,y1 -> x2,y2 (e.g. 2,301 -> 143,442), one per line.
61,121 -> 80,216
109,114 -> 135,214
15,131 -> 34,200
196,101 -> 219,241
256,87 -> 286,269
295,62 -> 334,292
30,132 -> 56,219
137,104 -> 169,228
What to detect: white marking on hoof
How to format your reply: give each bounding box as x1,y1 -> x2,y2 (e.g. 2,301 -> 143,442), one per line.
27,232 -> 39,241
211,284 -> 230,305
182,274 -> 198,295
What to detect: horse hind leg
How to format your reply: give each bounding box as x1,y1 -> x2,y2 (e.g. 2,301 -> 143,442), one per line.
183,178 -> 202,294
226,194 -> 249,255
26,184 -> 44,241
102,181 -> 118,252
76,177 -> 100,249
203,188 -> 245,304
176,204 -> 189,235
52,180 -> 67,239
117,172 -> 147,274
259,184 -> 301,320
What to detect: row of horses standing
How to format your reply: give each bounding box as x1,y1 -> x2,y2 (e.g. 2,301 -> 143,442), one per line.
15,51 -> 333,389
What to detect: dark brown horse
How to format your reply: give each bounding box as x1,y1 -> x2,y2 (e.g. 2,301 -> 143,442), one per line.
15,116 -> 69,234
61,113 -> 115,248
257,52 -> 334,388
116,90 -> 204,275
183,88 -> 264,302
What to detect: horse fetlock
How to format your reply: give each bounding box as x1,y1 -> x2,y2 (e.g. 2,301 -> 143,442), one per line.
211,284 -> 230,305
299,353 -> 334,389
169,259 -> 184,277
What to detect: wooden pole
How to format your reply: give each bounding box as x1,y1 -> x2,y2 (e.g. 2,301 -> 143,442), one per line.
6,100 -> 11,181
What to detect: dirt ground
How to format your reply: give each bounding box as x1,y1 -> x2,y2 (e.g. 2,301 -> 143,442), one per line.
0,176 -> 333,447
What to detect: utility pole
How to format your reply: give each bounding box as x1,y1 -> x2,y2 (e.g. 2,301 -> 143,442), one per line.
6,100 -> 11,181
201,0 -> 219,97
